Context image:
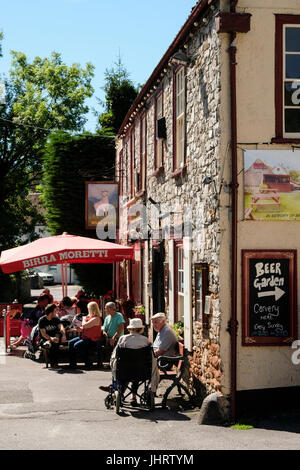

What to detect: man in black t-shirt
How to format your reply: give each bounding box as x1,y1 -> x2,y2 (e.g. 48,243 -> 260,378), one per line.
38,303 -> 66,368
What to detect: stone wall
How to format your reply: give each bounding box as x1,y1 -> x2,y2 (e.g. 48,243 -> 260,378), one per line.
117,7 -> 225,399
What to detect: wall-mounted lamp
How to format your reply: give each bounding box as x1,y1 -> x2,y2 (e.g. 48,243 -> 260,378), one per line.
168,49 -> 190,67
148,197 -> 158,205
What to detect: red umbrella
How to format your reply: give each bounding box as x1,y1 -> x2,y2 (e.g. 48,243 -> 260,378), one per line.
0,232 -> 133,296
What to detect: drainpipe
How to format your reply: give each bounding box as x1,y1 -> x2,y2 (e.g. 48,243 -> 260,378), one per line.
229,0 -> 238,422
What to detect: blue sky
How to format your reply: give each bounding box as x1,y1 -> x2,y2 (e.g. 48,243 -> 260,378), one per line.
1,0 -> 197,131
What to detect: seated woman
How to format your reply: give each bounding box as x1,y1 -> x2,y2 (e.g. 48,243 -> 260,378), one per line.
58,296 -> 80,321
68,301 -> 102,369
99,318 -> 159,406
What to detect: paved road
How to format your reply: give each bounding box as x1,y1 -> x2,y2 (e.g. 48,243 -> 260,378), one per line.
0,341 -> 300,451
31,284 -> 82,301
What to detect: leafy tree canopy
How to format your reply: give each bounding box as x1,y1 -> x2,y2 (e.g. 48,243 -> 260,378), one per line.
0,38 -> 95,250
97,56 -> 139,135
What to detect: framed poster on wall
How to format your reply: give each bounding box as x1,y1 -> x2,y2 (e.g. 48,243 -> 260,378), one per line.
85,181 -> 119,231
242,249 -> 297,346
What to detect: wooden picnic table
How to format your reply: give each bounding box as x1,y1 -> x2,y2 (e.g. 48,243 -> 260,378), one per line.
251,191 -> 280,207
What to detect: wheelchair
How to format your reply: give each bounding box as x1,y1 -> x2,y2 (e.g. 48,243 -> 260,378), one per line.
104,345 -> 155,414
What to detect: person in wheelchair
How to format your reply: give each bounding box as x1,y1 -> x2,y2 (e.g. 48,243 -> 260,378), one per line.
99,318 -> 159,406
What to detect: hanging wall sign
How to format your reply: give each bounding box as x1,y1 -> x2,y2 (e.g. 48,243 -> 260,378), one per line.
85,181 -> 119,232
242,250 -> 297,346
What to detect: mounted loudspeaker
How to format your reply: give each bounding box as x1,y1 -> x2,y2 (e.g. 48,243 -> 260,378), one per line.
157,117 -> 167,139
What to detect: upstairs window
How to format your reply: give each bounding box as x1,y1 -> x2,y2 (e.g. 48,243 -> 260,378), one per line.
174,67 -> 186,169
140,114 -> 147,191
130,130 -> 135,199
155,92 -> 165,169
284,25 -> 300,136
275,16 -> 300,140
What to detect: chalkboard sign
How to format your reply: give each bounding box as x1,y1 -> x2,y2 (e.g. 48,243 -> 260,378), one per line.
242,250 -> 297,346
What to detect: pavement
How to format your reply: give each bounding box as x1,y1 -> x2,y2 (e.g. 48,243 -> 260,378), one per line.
31,284 -> 82,301
0,339 -> 300,451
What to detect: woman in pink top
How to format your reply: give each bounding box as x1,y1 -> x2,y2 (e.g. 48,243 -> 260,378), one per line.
68,301 -> 102,369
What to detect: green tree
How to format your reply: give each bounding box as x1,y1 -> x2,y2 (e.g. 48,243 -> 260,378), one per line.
0,46 -> 94,250
42,131 -> 116,296
289,169 -> 300,184
98,56 -> 139,135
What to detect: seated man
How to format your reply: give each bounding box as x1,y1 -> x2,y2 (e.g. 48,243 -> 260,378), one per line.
102,302 -> 125,347
151,312 -> 178,358
38,303 -> 67,368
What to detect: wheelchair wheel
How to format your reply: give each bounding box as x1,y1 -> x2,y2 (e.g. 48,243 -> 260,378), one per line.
115,390 -> 121,414
105,394 -> 114,410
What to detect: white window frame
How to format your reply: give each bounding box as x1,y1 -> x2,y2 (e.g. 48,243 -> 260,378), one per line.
283,24 -> 300,138
175,67 -> 185,169
156,93 -> 164,168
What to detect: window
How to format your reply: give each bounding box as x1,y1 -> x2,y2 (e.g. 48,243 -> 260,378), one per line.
175,244 -> 184,323
155,93 -> 165,169
174,67 -> 185,169
283,25 -> 300,136
119,149 -> 123,197
275,15 -> 300,140
140,114 -> 147,191
194,263 -> 208,323
130,130 -> 135,198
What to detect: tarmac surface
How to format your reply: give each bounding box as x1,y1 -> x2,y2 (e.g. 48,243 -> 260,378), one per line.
0,338 -> 300,452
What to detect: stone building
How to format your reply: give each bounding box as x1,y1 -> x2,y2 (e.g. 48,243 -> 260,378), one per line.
114,0 -> 300,419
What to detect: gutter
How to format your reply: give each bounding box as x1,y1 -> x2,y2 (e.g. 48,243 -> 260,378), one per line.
216,0 -> 250,423
229,0 -> 238,423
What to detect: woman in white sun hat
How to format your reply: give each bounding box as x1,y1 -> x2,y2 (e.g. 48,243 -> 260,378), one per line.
99,318 -> 159,406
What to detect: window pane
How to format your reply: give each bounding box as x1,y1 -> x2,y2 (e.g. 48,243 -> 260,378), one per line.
286,27 -> 300,53
285,81 -> 300,106
286,54 -> 300,79
285,108 -> 300,133
157,96 -> 163,119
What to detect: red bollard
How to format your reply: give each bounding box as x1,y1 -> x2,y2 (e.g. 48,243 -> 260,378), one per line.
6,306 -> 10,350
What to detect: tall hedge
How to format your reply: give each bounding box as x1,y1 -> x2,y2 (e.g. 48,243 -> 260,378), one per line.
42,131 -> 116,297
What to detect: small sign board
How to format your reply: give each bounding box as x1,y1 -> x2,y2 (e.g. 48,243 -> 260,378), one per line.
242,250 -> 297,346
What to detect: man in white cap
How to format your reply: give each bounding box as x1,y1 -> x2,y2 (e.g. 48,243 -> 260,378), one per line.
151,312 -> 178,358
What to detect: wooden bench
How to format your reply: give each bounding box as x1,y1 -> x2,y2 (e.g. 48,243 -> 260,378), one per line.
157,342 -> 193,408
42,341 -> 112,368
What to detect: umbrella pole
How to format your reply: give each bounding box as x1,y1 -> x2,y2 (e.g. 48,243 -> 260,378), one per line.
64,262 -> 68,297
61,263 -> 65,298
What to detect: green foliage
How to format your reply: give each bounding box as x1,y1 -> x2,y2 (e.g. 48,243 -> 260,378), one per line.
98,56 -> 138,134
42,131 -> 116,296
172,321 -> 184,339
10,51 -> 94,136
230,423 -> 254,430
289,169 -> 300,183
0,45 -> 95,252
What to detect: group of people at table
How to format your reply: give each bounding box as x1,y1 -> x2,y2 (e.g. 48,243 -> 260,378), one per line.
10,290 -> 178,406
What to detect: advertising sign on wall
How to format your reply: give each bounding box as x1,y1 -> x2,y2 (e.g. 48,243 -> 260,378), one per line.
242,249 -> 297,346
244,149 -> 300,221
